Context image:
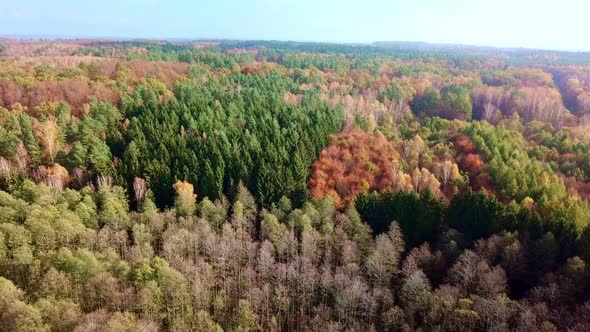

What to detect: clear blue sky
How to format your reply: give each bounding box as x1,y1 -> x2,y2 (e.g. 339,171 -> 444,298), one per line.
0,0 -> 587,51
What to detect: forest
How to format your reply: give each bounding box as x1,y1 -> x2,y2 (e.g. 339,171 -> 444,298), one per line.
1,38 -> 590,331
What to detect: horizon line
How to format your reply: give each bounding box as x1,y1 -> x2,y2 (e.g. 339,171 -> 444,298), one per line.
1,34 -> 590,54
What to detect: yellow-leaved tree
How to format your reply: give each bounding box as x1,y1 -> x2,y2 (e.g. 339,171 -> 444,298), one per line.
34,117 -> 61,163
173,180 -> 197,216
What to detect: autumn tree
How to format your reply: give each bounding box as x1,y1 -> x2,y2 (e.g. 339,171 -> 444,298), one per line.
173,180 -> 196,216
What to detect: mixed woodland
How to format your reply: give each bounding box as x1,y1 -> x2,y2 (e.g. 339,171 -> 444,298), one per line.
1,39 -> 590,331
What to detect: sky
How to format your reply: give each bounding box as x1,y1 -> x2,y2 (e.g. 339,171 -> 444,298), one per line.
0,0 -> 588,51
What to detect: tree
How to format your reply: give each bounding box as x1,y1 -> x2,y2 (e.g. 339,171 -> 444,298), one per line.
172,180 -> 196,216
0,127 -> 19,160
195,310 -> 223,332
19,115 -> 42,168
0,78 -> 23,108
34,298 -> 81,331
446,190 -> 507,242
448,250 -> 507,297
441,84 -> 472,120
461,154 -> 484,174
0,278 -> 48,332
434,160 -> 460,187
0,277 -> 24,312
411,88 -> 441,117
152,257 -> 192,329
399,270 -> 432,328
96,180 -> 130,231
133,177 -> 148,210
309,130 -> 402,208
34,118 -> 61,164
38,267 -> 73,300
356,190 -> 444,246
236,299 -> 261,332
365,222 -> 405,286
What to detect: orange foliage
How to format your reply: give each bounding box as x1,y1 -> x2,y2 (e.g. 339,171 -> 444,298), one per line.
125,61 -> 188,87
309,130 -> 453,207
31,163 -> 69,190
372,77 -> 391,91
47,163 -> 69,189
461,153 -> 485,174
173,180 -> 197,208
454,134 -> 477,154
241,65 -> 268,75
349,69 -> 374,89
309,130 -> 402,208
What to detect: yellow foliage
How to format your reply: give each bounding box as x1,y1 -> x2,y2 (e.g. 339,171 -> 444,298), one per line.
521,197 -> 535,209
34,118 -> 61,163
173,180 -> 197,214
47,163 -> 69,189
10,103 -> 27,115
412,135 -> 425,152
31,101 -> 59,118
411,167 -> 442,194
452,163 -> 460,180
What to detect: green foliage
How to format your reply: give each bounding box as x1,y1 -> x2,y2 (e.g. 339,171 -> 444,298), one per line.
0,127 -> 20,159
411,84 -> 472,120
356,190 -> 445,246
411,88 -> 441,117
2,38 -> 590,331
446,190 -> 508,242
19,115 -> 42,167
97,183 -> 130,229
441,84 -> 472,120
121,71 -> 342,207
464,122 -> 569,210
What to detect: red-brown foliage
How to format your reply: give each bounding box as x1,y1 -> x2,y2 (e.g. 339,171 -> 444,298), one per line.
241,65 -> 268,75
472,86 -> 517,121
0,38 -> 83,57
454,134 -> 477,154
0,60 -> 187,115
472,172 -> 496,195
559,153 -> 579,164
454,138 -> 497,194
461,153 -> 485,174
126,61 -> 188,86
561,175 -> 590,201
372,77 -> 391,91
25,79 -> 119,115
308,130 -> 401,208
552,68 -> 590,116
0,77 -> 23,108
95,61 -> 119,78
349,69 -> 373,89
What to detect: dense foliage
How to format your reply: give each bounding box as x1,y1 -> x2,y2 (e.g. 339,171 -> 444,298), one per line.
120,71 -> 341,207
1,39 -> 590,331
